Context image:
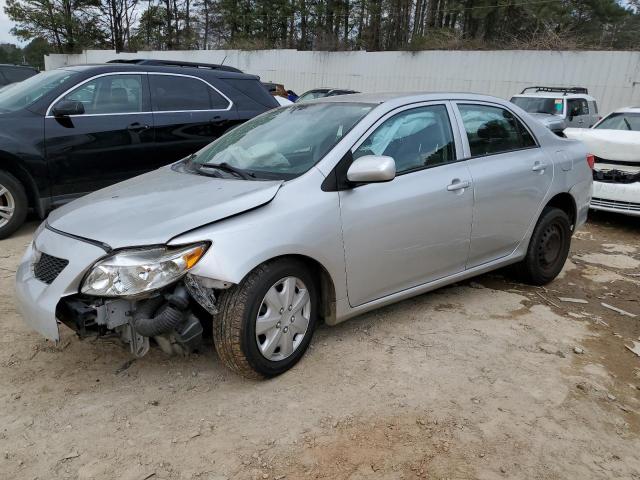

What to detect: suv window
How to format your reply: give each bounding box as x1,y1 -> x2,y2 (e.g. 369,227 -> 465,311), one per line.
567,98 -> 589,117
150,75 -> 229,111
2,66 -> 37,84
60,74 -> 144,114
510,96 -> 564,115
353,105 -> 456,174
458,104 -> 536,157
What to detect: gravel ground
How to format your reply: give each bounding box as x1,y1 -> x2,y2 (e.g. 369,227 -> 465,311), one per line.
1,211 -> 639,480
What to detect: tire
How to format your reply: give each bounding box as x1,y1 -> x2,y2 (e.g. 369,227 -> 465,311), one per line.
0,170 -> 28,240
513,207 -> 572,286
213,259 -> 318,379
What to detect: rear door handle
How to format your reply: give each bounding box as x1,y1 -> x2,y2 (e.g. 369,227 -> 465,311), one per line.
447,179 -> 470,191
532,162 -> 547,172
127,122 -> 150,132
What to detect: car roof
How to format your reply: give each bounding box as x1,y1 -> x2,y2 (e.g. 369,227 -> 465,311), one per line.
314,91 -> 513,106
303,88 -> 357,93
0,63 -> 38,70
512,92 -> 596,101
609,106 -> 640,114
57,63 -> 258,80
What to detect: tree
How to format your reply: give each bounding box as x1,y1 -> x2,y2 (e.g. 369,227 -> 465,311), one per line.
5,0 -> 106,53
5,0 -> 640,55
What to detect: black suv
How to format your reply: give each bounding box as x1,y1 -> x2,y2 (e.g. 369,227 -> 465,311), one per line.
0,64 -> 39,88
0,59 -> 279,238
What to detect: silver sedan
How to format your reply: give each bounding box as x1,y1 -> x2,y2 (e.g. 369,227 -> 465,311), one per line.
15,93 -> 592,378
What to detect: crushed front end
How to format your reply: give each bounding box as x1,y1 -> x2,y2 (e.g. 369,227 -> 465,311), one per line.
16,224 -> 223,358
591,157 -> 640,217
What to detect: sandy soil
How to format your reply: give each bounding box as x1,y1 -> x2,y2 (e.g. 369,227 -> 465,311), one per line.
1,211 -> 639,480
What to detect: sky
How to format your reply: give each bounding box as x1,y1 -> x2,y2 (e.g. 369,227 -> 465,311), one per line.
0,0 -> 21,45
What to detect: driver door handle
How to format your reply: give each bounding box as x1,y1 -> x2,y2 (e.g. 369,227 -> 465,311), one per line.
447,179 -> 471,191
532,161 -> 547,172
127,122 -> 150,132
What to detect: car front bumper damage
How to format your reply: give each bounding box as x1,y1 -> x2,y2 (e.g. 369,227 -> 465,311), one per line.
591,160 -> 640,217
15,226 -> 218,356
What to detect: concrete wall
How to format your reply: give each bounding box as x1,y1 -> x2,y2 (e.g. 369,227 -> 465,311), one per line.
45,49 -> 640,114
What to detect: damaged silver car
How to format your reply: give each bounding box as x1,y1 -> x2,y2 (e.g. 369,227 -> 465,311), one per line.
15,93 -> 592,378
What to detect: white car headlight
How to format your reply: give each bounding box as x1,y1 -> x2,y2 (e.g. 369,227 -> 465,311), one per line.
81,243 -> 208,297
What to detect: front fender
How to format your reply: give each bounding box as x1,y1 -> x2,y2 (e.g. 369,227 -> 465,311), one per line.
169,168 -> 348,302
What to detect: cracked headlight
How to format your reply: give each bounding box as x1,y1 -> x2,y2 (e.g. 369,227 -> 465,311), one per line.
81,243 -> 208,297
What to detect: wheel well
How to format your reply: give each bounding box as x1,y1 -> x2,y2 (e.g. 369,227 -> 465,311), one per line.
0,153 -> 42,217
269,254 -> 337,325
545,192 -> 577,229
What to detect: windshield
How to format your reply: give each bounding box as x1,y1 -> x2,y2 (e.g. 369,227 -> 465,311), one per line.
511,96 -> 564,115
297,90 -> 331,103
0,69 -> 79,113
188,102 -> 374,180
595,112 -> 640,131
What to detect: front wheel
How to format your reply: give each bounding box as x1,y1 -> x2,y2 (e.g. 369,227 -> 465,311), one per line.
0,170 -> 28,240
213,259 -> 318,379
513,207 -> 572,286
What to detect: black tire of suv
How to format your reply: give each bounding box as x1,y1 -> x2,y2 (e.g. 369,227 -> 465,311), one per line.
513,207 -> 572,286
0,170 -> 28,240
213,259 -> 319,379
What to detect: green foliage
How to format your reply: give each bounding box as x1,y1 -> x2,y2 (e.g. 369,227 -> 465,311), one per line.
3,0 -> 640,55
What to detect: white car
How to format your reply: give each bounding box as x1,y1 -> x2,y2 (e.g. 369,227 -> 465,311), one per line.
565,107 -> 640,217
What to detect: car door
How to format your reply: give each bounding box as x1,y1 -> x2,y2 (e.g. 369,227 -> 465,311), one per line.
566,98 -> 591,128
149,73 -> 238,164
338,103 -> 473,307
45,72 -> 155,198
453,102 -> 553,268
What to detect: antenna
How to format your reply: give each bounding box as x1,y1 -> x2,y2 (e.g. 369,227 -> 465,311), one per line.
220,55 -> 227,66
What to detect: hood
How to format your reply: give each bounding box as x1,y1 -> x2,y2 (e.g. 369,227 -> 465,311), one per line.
529,113 -> 567,131
564,128 -> 640,163
47,166 -> 283,249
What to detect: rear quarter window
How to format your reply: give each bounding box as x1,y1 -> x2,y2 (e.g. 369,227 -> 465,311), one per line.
222,78 -> 279,109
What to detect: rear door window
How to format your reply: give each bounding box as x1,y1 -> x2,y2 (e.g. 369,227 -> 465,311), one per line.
150,74 -> 229,111
458,104 -> 536,157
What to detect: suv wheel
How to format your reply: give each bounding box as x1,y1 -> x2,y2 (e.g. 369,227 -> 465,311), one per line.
213,259 -> 318,379
0,170 -> 28,239
513,207 -> 572,286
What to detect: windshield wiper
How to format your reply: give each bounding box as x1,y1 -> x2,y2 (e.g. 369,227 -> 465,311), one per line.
198,162 -> 255,180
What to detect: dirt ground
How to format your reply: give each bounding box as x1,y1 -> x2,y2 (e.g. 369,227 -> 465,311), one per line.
1,211 -> 639,480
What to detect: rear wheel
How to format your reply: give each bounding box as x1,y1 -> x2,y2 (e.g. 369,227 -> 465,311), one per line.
513,207 -> 571,286
0,170 -> 28,240
213,259 -> 318,379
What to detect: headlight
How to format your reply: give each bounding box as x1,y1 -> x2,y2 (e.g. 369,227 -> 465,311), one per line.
81,243 -> 208,297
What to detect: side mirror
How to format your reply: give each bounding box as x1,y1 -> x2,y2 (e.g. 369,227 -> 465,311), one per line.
346,155 -> 396,184
52,100 -> 84,117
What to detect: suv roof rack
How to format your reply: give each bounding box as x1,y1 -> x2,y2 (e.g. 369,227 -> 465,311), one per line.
107,59 -> 242,73
520,86 -> 589,95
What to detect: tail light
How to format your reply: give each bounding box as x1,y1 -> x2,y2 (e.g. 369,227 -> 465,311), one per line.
586,154 -> 595,170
